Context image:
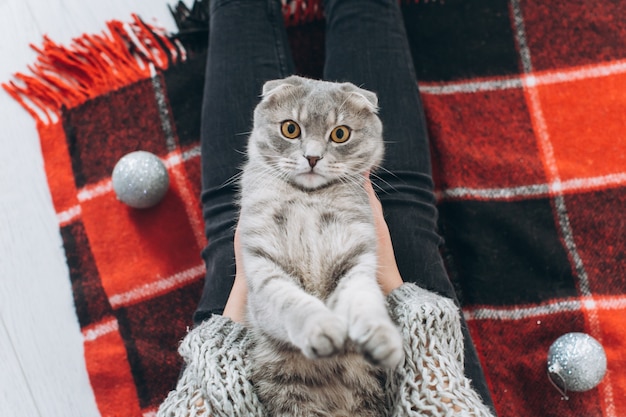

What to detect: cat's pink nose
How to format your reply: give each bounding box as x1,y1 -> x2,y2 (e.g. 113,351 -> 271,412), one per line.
306,155 -> 321,168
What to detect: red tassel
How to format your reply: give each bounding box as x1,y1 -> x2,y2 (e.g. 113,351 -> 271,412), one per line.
281,0 -> 423,27
4,1 -> 426,124
284,0 -> 324,27
2,17 -> 182,126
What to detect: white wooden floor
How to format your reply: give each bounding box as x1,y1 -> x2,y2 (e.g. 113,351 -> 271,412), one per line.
0,1 -> 181,415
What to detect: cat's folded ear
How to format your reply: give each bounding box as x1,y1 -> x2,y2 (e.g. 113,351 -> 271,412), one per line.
261,76 -> 305,105
340,83 -> 379,114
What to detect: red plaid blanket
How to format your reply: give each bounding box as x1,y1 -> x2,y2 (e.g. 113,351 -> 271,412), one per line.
4,1 -> 625,416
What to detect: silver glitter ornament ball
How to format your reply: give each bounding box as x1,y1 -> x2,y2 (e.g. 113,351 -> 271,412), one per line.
547,332 -> 607,393
112,151 -> 170,209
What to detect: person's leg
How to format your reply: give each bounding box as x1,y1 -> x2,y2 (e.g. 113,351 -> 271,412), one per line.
196,0 -> 295,324
323,0 -> 494,410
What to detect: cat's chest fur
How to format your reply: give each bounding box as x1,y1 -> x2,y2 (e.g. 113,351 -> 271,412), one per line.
239,172 -> 375,300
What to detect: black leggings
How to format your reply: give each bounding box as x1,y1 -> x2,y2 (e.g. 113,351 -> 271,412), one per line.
197,0 -> 494,409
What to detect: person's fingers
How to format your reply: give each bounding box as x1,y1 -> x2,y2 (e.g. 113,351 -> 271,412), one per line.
364,173 -> 384,222
364,174 -> 404,295
234,225 -> 244,276
223,225 -> 248,323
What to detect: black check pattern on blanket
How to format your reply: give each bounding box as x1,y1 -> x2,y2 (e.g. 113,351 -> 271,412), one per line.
59,60 -> 209,414
5,1 -> 625,416
403,1 -> 626,416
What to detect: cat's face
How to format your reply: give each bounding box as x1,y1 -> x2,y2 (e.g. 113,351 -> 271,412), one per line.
249,76 -> 384,190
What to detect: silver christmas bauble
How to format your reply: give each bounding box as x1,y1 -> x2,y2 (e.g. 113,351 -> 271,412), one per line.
112,151 -> 170,208
547,332 -> 607,393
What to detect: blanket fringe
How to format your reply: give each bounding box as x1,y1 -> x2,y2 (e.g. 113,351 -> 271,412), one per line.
2,15 -> 184,125
282,0 -> 426,26
4,0 -> 428,125
283,0 -> 324,26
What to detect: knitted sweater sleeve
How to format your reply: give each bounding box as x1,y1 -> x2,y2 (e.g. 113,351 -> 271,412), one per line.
157,315 -> 265,417
157,284 -> 494,417
386,283 -> 495,417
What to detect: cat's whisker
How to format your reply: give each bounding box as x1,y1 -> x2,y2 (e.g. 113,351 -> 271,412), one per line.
340,173 -> 368,196
220,170 -> 245,188
373,165 -> 400,181
253,160 -> 294,187
369,180 -> 387,194
369,172 -> 398,194
371,167 -> 401,192
250,163 -> 285,186
324,166 -> 362,194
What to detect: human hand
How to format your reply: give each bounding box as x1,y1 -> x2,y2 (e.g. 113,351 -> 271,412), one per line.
223,174 -> 404,322
222,226 -> 248,323
363,174 -> 404,295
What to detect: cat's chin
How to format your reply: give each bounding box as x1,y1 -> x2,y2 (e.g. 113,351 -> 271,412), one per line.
292,172 -> 331,190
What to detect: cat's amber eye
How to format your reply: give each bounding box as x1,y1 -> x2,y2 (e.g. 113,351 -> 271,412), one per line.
330,125 -> 351,143
280,120 -> 301,139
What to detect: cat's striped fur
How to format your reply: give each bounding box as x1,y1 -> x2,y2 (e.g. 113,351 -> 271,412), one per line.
239,76 -> 403,416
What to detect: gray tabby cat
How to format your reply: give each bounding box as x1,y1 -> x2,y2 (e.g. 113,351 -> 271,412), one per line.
238,75 -> 404,417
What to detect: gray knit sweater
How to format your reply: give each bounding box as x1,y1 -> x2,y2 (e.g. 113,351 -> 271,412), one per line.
157,283 -> 494,416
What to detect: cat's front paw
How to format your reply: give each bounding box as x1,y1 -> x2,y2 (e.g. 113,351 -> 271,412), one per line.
350,318 -> 404,369
296,312 -> 348,359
